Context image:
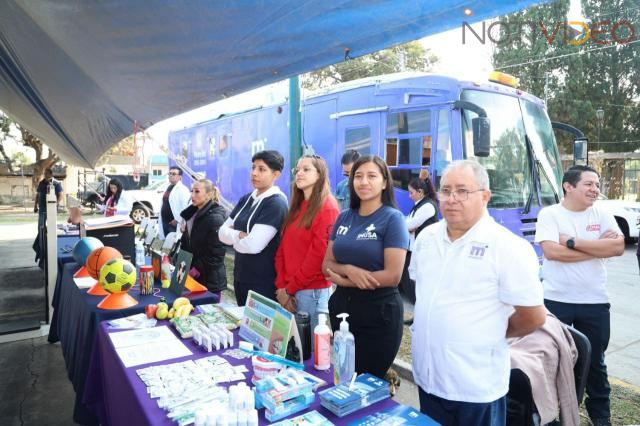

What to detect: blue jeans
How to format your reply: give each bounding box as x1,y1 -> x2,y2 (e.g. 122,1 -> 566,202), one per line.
295,287 -> 331,350
418,387 -> 506,426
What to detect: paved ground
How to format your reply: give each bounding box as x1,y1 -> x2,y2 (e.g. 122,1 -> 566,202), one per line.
0,211 -> 637,424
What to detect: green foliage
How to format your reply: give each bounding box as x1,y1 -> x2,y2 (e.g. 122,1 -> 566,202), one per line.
10,151 -> 29,166
492,0 -> 640,154
302,41 -> 438,90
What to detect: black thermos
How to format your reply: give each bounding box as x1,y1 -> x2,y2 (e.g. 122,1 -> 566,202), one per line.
295,311 -> 312,360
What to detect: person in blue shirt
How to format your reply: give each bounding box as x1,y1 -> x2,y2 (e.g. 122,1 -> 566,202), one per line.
219,150 -> 289,306
334,150 -> 360,211
323,155 -> 409,379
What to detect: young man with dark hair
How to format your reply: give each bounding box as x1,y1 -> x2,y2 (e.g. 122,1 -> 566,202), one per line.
335,149 -> 360,211
535,165 -> 625,426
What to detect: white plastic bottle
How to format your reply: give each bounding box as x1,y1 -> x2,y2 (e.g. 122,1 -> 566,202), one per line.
314,313 -> 331,370
135,240 -> 145,272
333,313 -> 355,385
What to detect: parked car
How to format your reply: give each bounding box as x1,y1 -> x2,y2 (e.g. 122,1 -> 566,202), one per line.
596,195 -> 640,242
126,180 -> 169,223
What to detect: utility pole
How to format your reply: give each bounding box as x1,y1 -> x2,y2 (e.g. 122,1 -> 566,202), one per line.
289,77 -> 302,170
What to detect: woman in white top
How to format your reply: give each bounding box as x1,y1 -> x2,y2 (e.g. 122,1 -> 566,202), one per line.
400,173 -> 438,304
99,178 -> 132,217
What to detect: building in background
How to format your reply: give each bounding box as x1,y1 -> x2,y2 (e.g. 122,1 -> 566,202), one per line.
148,154 -> 168,183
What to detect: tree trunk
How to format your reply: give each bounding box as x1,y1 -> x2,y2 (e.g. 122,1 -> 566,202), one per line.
0,141 -> 14,173
18,125 -> 59,197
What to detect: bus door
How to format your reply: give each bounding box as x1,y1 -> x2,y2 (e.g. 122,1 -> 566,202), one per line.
336,112 -> 381,190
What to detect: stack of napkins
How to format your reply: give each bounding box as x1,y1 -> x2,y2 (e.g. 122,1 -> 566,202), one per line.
319,373 -> 390,417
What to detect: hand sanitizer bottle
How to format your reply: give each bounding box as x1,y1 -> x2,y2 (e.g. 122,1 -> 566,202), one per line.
333,313 -> 355,385
313,313 -> 331,370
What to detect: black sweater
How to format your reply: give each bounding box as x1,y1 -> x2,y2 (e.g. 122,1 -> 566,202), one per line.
180,201 -> 227,293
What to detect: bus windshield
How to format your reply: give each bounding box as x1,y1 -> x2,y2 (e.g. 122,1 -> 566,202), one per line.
520,100 -> 563,205
461,90 -> 532,208
461,90 -> 563,209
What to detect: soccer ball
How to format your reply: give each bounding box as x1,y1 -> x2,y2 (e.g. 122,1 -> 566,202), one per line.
99,258 -> 136,294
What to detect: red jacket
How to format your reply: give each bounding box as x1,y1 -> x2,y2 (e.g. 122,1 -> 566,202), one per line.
275,196 -> 339,295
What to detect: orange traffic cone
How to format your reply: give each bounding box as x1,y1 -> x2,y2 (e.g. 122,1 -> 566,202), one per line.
87,282 -> 109,296
185,275 -> 208,293
97,292 -> 138,310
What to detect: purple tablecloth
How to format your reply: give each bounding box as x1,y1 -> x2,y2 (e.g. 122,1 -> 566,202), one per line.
84,322 -> 399,425
50,261 -> 219,425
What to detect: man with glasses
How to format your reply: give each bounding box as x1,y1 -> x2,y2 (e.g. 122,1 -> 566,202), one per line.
160,167 -> 191,237
410,160 -> 546,425
535,165 -> 624,426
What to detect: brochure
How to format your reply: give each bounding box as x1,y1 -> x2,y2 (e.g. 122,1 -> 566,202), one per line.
239,290 -> 295,357
348,404 -> 439,425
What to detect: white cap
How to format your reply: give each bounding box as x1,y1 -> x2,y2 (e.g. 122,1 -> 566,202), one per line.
337,313 -> 350,332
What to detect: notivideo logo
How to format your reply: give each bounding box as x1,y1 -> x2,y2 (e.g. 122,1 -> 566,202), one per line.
462,20 -> 636,46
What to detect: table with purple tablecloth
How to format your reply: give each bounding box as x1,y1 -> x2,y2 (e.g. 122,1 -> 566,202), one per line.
50,261 -> 219,425
84,321 -> 400,425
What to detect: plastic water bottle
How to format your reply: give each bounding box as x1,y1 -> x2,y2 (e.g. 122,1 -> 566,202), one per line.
333,313 -> 355,385
313,313 -> 331,370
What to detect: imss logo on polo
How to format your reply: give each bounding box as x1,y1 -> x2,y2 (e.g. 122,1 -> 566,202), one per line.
468,242 -> 489,259
356,224 -> 378,240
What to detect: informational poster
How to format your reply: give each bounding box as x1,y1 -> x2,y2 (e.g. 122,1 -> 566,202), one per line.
239,290 -> 295,357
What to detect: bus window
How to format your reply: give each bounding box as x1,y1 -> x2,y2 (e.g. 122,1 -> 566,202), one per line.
386,109 -> 432,165
386,138 -> 398,166
387,110 -> 430,134
345,127 -> 371,156
390,168 -> 422,190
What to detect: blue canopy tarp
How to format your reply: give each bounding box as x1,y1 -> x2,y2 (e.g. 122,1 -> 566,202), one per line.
0,0 -> 546,167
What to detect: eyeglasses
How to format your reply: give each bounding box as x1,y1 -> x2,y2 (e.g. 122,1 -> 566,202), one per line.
437,188 -> 485,201
169,172 -> 180,176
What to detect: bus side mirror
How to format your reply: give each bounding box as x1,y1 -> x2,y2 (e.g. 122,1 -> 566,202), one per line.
574,137 -> 588,164
473,117 -> 490,157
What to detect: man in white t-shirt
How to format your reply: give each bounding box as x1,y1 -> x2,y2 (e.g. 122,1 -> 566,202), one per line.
535,165 -> 624,426
411,160 -> 546,425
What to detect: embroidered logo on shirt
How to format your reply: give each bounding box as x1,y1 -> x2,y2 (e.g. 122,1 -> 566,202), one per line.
586,224 -> 601,232
468,243 -> 488,259
356,224 -> 378,240
336,225 -> 349,236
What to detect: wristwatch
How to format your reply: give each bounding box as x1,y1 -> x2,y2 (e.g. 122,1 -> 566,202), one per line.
566,238 -> 576,249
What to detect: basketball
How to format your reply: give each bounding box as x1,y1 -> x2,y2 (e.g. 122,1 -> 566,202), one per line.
85,246 -> 122,280
72,237 -> 103,266
99,258 -> 136,294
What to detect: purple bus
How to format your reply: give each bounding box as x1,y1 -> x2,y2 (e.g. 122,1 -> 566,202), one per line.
169,72 -> 564,254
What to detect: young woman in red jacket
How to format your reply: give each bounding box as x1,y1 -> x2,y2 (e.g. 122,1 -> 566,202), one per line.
275,155 -> 340,333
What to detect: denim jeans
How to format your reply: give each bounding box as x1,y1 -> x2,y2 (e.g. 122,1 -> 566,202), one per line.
295,287 -> 331,350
